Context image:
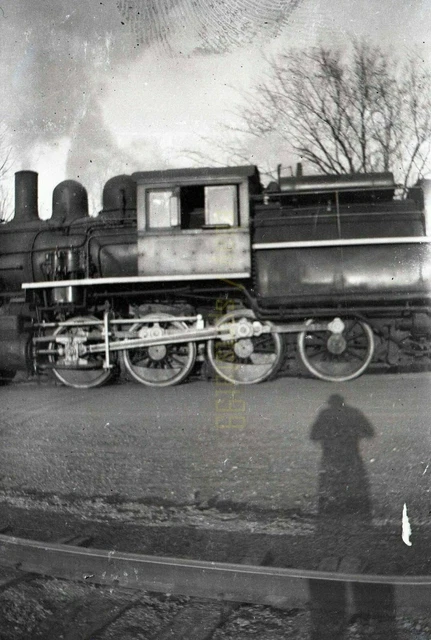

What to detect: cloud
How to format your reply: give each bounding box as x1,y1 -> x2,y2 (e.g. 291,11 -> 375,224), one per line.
0,0 -> 147,213
2,1 -> 140,162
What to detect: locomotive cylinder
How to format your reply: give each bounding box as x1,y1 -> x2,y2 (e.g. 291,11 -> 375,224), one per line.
14,170 -> 39,222
0,315 -> 30,371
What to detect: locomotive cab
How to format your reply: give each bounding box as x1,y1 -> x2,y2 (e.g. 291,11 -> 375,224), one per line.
133,165 -> 261,279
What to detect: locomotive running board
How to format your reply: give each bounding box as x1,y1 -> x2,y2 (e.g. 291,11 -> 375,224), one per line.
252,236 -> 431,250
22,273 -> 251,289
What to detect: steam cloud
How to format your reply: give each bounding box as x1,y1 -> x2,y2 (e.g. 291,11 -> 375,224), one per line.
1,0 -> 141,213
1,0 -> 301,215
4,0 -> 301,166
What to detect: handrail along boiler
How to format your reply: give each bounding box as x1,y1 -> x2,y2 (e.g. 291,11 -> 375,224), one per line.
0,165 -> 430,388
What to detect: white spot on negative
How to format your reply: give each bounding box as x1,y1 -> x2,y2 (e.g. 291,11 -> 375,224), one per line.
402,503 -> 412,547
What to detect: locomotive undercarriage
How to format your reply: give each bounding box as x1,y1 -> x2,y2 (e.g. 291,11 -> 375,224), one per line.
0,269 -> 425,389
24,288 -> 431,389
369,314 -> 431,369
28,295 -> 378,388
281,308 -> 431,377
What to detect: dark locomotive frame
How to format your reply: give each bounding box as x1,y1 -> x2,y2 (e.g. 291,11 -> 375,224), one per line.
0,164 -> 430,387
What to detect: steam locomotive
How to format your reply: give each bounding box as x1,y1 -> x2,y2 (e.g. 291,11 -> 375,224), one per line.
0,164 -> 430,388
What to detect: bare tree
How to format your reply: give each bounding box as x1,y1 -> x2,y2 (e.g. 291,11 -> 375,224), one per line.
184,130 -> 287,183
230,40 -> 431,189
0,124 -> 13,222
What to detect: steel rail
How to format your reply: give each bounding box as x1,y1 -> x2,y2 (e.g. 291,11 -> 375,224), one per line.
0,534 -> 429,615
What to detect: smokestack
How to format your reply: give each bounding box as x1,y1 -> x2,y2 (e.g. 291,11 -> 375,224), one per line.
14,171 -> 39,222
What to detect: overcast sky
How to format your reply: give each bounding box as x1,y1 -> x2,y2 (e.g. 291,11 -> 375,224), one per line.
1,0 -> 430,216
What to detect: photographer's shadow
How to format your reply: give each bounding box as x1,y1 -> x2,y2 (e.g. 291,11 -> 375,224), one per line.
311,394 -> 373,521
309,394 -> 397,639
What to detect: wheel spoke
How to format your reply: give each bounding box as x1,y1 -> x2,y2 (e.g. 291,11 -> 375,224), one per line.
345,348 -> 365,361
308,349 -> 326,359
344,320 -> 360,337
168,354 -> 187,367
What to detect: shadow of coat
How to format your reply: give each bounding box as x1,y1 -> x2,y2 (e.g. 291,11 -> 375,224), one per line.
308,394 -> 397,639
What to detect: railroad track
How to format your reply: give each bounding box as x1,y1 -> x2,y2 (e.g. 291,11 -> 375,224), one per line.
0,532 -> 431,639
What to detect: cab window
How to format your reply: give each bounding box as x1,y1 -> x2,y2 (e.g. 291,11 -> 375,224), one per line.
180,184 -> 238,229
146,184 -> 238,230
205,185 -> 238,226
180,186 -> 205,229
147,190 -> 179,228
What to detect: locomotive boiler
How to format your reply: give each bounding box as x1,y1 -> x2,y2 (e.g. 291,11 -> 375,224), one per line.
0,164 -> 430,388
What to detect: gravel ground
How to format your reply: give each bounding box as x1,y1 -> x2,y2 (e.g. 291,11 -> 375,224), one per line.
1,492 -> 431,638
0,372 -> 430,524
0,372 -> 430,637
1,490 -> 430,575
1,576 -> 431,639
